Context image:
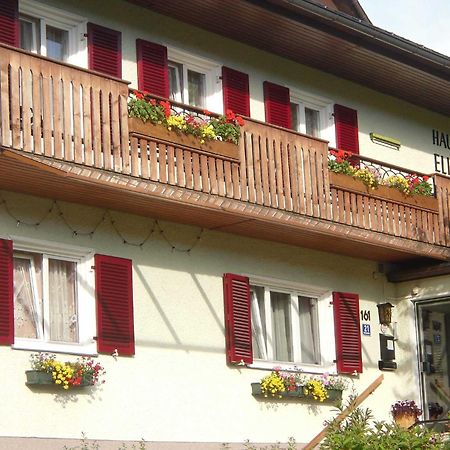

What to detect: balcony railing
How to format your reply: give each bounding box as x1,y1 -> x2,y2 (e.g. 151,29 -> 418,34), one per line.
1,43 -> 450,256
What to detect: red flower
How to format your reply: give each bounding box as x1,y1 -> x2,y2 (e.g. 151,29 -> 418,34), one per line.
203,109 -> 211,116
225,109 -> 236,122
159,100 -> 171,118
135,92 -> 144,100
150,99 -> 157,106
236,116 -> 244,127
423,175 -> 429,182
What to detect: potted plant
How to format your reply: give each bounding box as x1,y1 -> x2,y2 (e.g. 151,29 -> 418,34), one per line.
128,90 -> 244,160
26,352 -> 105,390
251,370 -> 346,402
391,400 -> 422,429
328,149 -> 437,209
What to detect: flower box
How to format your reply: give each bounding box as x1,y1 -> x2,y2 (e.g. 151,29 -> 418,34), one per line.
128,117 -> 240,161
25,370 -> 90,387
329,172 -> 438,211
251,382 -> 342,402
25,370 -> 54,385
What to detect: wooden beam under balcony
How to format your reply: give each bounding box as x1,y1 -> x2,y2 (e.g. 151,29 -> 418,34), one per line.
1,149 -> 449,263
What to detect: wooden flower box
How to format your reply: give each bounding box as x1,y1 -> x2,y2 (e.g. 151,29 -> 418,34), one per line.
128,117 -> 240,161
329,172 -> 438,211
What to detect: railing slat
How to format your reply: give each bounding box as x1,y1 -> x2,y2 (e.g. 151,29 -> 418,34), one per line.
9,51 -> 21,149
0,47 -> 11,148
52,66 -> 64,159
20,55 -> 33,153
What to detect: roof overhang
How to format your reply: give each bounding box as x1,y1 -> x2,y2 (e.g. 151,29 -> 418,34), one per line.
127,0 -> 450,116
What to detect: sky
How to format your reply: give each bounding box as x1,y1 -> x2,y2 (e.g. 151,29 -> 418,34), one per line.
358,0 -> 450,56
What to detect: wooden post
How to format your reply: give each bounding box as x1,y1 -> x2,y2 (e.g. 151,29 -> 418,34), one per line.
303,375 -> 384,450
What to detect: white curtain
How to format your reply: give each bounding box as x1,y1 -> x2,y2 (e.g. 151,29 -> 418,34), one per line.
299,296 -> 318,364
14,257 -> 40,339
271,292 -> 292,362
48,259 -> 78,342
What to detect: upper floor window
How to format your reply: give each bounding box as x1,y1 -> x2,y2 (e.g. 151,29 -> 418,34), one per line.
19,0 -> 87,66
168,48 -> 221,111
290,89 -> 335,147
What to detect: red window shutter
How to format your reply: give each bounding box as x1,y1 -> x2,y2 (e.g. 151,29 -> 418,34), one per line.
222,66 -> 250,116
136,39 -> 168,98
0,0 -> 19,46
87,23 -> 122,78
263,81 -> 291,129
223,273 -> 253,364
333,291 -> 362,374
334,104 -> 359,154
95,254 -> 134,356
0,239 -> 14,345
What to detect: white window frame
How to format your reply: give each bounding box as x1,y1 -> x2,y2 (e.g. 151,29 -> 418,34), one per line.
167,47 -> 222,113
247,274 -> 337,374
19,0 -> 87,67
11,236 -> 97,356
290,89 -> 336,148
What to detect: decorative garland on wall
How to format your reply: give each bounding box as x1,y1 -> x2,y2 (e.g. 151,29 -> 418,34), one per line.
0,192 -> 204,253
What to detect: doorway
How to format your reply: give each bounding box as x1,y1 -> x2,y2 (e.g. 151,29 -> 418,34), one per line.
417,300 -> 450,420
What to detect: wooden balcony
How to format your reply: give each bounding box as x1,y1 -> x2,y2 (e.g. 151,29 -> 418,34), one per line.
1,44 -> 450,263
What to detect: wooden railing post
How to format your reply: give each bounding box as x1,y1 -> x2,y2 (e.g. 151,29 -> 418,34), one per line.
433,174 -> 450,246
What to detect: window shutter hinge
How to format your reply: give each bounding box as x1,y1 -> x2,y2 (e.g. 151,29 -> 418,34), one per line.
91,265 -> 96,270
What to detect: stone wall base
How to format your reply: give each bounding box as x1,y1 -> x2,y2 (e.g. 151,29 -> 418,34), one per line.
0,437 -> 307,449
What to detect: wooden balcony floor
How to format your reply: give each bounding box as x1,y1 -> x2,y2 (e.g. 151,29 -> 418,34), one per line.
2,148 -> 448,263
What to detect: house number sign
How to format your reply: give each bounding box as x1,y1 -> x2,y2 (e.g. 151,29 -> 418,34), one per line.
360,310 -> 371,336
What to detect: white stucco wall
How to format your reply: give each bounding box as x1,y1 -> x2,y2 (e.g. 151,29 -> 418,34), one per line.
0,191 -> 421,445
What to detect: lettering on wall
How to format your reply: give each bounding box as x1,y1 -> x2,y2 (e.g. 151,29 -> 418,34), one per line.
432,129 -> 450,174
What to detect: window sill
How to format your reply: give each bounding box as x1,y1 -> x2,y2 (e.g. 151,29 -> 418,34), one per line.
247,360 -> 337,376
13,340 -> 98,357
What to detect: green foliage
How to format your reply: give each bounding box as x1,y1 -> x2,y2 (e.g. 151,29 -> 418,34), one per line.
320,400 -> 446,450
63,434 -> 146,450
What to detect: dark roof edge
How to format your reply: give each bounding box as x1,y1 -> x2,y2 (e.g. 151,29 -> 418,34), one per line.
264,0 -> 450,72
349,0 -> 371,24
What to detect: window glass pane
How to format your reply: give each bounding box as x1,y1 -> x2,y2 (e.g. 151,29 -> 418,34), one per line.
48,259 -> 78,343
168,62 -> 183,102
305,107 -> 320,137
13,253 -> 43,339
298,296 -> 319,364
251,286 -> 267,359
20,16 -> 39,53
46,25 -> 68,61
187,69 -> 205,107
271,291 -> 293,362
290,103 -> 299,132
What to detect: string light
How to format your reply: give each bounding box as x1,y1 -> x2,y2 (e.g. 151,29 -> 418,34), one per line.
0,191 -> 204,253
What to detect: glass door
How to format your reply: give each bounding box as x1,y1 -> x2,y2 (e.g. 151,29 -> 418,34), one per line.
417,300 -> 450,420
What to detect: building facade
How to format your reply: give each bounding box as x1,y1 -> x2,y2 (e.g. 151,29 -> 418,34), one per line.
1,0 -> 450,448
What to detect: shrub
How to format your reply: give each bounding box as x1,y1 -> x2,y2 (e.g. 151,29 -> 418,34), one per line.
320,399 -> 444,450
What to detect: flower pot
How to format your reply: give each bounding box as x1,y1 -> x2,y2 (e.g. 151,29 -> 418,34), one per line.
128,117 -> 240,161
25,370 -> 54,385
394,413 -> 417,429
329,172 -> 438,211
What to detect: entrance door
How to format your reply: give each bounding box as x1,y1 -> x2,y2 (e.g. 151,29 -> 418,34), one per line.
417,300 -> 450,420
